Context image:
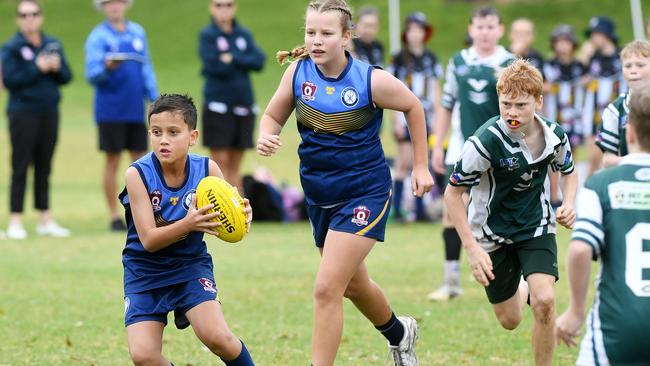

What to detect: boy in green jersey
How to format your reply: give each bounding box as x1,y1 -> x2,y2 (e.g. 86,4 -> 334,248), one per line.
596,40 -> 650,168
556,83 -> 650,366
429,6 -> 515,302
446,59 -> 578,366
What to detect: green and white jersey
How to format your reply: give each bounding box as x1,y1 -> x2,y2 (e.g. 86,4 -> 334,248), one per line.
572,153 -> 650,366
450,115 -> 574,252
596,92 -> 629,157
442,46 -> 514,165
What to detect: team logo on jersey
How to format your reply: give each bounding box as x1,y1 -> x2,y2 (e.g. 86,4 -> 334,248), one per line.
351,206 -> 371,226
621,115 -> 629,128
302,82 -> 317,101
182,190 -> 196,211
563,150 -> 572,166
235,36 -> 247,51
132,38 -> 144,52
499,157 -> 520,171
326,86 -> 335,95
199,278 -> 217,293
170,196 -> 179,206
20,46 -> 34,61
450,172 -> 462,185
216,36 -> 229,51
341,87 -> 359,107
456,65 -> 469,76
468,78 -> 488,92
149,190 -> 162,212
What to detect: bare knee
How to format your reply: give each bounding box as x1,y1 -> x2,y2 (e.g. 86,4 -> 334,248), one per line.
199,328 -> 239,357
495,310 -> 522,330
128,346 -> 160,366
531,292 -> 555,324
314,279 -> 344,305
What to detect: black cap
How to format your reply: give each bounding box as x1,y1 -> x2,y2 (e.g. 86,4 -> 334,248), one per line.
585,16 -> 618,44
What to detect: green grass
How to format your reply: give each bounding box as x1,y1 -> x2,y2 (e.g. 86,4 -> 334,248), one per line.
0,0 -> 627,364
0,221 -> 583,365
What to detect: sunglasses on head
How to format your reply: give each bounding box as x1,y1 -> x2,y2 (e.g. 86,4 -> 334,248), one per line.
213,1 -> 234,8
17,11 -> 41,18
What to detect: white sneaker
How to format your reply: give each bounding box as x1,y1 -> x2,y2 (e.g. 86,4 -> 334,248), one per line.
7,223 -> 27,240
427,284 -> 463,302
36,221 -> 71,237
388,316 -> 419,366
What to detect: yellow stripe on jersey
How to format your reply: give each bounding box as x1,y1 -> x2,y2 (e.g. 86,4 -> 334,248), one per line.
355,191 -> 391,236
295,98 -> 375,135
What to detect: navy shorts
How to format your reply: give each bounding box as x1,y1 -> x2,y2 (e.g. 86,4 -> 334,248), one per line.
124,277 -> 219,327
98,122 -> 148,153
306,191 -> 392,247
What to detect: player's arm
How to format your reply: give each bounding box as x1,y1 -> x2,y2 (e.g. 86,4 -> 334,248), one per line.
598,104 -> 622,168
555,240 -> 593,347
372,68 -> 433,196
125,167 -> 220,252
444,184 -> 494,287
557,169 -> 578,229
257,61 -> 297,157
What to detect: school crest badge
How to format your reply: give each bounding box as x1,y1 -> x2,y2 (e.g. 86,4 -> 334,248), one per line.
351,206 -> 370,226
302,82 -> 317,101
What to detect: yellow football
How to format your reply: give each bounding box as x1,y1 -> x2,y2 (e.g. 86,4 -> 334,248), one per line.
195,176 -> 247,243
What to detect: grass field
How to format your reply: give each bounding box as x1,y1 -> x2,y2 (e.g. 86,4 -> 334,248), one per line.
0,0 -> 637,364
1,221 -> 582,365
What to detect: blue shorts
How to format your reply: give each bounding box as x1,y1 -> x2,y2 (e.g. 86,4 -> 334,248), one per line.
306,191 -> 392,247
124,277 -> 219,327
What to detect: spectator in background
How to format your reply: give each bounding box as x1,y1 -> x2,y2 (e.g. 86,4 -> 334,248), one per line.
430,6 -> 514,302
85,0 -> 158,231
543,24 -> 586,207
509,17 -> 544,73
199,0 -> 265,191
351,6 -> 384,67
2,0 -> 72,240
388,12 -> 442,223
582,16 -> 625,176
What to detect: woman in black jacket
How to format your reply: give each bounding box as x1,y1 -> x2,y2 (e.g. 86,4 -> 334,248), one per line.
1,0 -> 72,239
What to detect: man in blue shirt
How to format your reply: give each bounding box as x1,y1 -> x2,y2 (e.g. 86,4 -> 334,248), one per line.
85,0 -> 158,231
199,0 -> 265,191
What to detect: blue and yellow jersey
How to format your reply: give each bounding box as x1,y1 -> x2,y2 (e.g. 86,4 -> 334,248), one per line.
120,152 -> 213,293
293,53 -> 391,206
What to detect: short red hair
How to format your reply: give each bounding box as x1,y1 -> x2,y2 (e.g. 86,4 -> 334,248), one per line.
496,58 -> 543,99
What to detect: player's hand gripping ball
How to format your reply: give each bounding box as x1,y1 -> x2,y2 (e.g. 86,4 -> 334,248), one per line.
196,176 -> 247,243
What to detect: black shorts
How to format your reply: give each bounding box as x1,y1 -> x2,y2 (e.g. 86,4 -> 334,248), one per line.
202,106 -> 255,149
98,122 -> 148,153
484,234 -> 559,304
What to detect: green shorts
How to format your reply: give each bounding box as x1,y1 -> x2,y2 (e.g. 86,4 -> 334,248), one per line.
485,234 -> 558,304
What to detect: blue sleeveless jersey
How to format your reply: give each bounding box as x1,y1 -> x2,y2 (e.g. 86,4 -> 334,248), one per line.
293,53 -> 391,206
120,152 -> 213,293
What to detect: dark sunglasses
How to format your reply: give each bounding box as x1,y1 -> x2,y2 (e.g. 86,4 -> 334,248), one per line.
17,11 -> 41,18
213,2 -> 234,8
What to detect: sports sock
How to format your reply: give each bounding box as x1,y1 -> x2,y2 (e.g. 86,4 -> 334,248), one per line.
393,179 -> 404,218
444,260 -> 460,288
443,227 -> 462,260
415,196 -> 425,220
222,340 -> 254,366
375,312 -> 405,347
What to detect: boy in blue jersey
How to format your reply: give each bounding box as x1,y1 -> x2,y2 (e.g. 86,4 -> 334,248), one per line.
257,1 -> 433,365
120,94 -> 254,366
556,82 -> 650,366
85,0 -> 158,232
446,59 -> 578,366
